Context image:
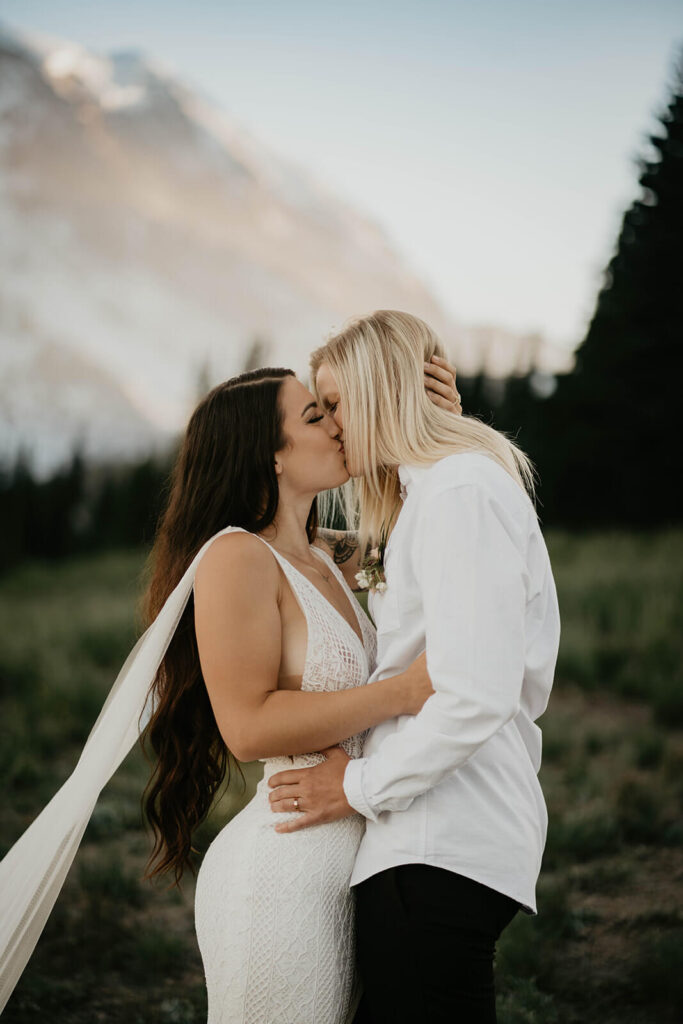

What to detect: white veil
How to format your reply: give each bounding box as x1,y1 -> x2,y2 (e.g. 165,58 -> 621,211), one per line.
0,525 -> 246,1013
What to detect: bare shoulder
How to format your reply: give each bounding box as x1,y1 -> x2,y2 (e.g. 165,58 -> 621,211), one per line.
194,530 -> 279,597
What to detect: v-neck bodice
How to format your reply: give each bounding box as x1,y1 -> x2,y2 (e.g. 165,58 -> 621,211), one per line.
197,527 -> 376,766
307,546 -> 366,649
195,527 -> 377,1023
257,537 -> 369,659
248,530 -> 377,769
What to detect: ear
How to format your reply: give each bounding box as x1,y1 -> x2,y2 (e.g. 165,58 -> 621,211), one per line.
274,457 -> 283,476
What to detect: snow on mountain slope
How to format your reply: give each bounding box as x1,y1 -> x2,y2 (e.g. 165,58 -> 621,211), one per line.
0,23 -> 558,475
0,23 -> 466,473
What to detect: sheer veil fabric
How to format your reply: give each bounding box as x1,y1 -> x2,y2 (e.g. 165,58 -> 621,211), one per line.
0,525 -> 247,1012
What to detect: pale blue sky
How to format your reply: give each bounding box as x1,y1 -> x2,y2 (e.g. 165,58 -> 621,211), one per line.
2,0 -> 681,352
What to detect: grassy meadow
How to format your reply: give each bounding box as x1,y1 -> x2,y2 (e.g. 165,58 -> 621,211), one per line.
1,531 -> 682,1023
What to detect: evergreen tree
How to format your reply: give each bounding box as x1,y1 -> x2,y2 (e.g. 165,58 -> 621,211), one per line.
0,452 -> 36,571
496,56 -> 683,526
541,56 -> 683,525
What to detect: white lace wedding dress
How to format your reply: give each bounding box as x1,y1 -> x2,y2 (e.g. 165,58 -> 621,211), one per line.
194,534 -> 377,1024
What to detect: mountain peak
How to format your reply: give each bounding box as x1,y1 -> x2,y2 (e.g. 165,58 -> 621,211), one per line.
108,48 -> 173,92
0,21 -> 459,476
41,41 -> 158,111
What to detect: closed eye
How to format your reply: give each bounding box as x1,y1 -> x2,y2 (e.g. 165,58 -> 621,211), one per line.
308,415 -> 324,423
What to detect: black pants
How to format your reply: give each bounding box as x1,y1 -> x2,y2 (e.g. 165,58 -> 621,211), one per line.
351,864 -> 520,1024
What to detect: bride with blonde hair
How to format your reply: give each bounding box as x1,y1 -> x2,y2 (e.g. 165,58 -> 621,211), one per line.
268,309 -> 560,1024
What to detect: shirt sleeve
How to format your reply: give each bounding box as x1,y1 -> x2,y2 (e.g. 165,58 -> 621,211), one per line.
342,479 -> 529,821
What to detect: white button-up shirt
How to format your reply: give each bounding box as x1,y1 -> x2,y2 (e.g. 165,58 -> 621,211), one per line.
343,452 -> 560,914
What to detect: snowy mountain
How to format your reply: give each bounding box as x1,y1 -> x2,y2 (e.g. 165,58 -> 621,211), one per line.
0,23 -> 561,476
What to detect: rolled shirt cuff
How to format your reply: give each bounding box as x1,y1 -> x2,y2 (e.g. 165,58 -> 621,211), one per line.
343,757 -> 380,823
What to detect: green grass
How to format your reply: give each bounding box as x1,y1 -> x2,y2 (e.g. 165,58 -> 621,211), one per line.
550,529 -> 683,725
1,530 -> 682,1023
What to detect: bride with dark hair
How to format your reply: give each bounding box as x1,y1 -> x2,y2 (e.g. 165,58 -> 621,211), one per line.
0,357 -> 461,1023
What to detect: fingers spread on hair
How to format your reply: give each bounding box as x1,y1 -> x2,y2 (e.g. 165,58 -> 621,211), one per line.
431,354 -> 457,373
428,391 -> 455,409
425,375 -> 456,400
425,360 -> 452,384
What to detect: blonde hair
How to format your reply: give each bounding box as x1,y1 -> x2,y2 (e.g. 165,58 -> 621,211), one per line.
310,309 -> 535,552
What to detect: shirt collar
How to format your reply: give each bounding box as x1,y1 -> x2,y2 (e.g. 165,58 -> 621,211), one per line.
397,463 -> 431,501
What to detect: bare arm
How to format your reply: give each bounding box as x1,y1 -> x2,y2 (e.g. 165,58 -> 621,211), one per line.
242,659 -> 428,761
193,533 -> 432,762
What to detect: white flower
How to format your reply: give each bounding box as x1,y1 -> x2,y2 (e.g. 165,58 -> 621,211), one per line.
355,571 -> 370,589
374,581 -> 388,593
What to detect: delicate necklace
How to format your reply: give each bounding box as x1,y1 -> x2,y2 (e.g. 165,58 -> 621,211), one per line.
302,560 -> 331,584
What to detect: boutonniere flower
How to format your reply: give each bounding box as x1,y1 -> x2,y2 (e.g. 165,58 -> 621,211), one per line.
355,520 -> 392,594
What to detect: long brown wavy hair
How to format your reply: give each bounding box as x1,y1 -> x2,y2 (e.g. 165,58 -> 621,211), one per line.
141,367 -> 318,885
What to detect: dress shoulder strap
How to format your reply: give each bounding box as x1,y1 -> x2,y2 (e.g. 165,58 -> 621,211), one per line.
248,534 -> 317,609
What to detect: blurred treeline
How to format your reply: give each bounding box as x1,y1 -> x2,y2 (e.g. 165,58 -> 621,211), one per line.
0,451 -> 170,574
1,62 -> 681,573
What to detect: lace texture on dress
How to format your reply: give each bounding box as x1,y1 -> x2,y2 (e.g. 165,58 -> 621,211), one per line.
194,536 -> 377,1024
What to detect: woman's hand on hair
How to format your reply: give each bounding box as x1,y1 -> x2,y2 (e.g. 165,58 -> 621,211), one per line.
424,355 -> 462,414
